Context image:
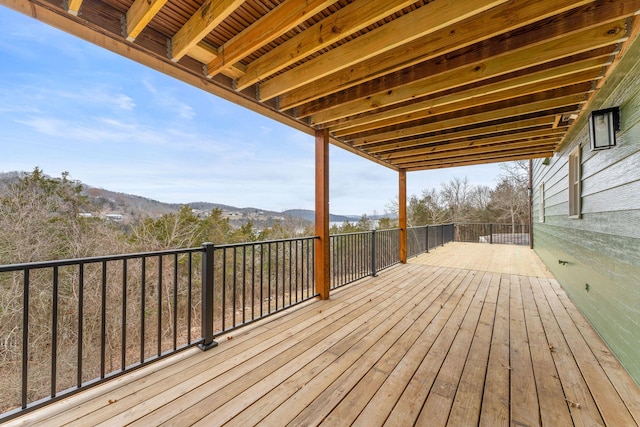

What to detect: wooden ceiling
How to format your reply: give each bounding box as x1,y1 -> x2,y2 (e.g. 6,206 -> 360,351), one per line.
4,0 -> 640,171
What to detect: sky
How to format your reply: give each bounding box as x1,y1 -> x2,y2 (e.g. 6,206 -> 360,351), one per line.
0,6 -> 503,216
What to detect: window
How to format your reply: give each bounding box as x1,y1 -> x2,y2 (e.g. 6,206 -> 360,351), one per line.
568,145 -> 581,218
539,183 -> 545,222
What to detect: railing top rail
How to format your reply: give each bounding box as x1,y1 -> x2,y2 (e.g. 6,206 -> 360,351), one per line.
407,223 -> 454,228
455,222 -> 527,226
0,246 -> 204,272
330,230 -> 375,237
215,235 -> 318,249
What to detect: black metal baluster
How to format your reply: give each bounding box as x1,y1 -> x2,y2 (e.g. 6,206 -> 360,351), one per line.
51,266 -> 58,398
21,269 -> 29,409
275,242 -> 279,311
122,259 -> 127,370
157,256 -> 162,357
301,240 -> 306,298
242,245 -> 247,324
251,245 -> 255,321
77,264 -> 84,387
371,229 -> 377,277
173,253 -> 178,351
260,243 -> 264,317
140,257 -> 146,362
187,253 -> 192,344
101,261 -> 107,378
232,247 -> 237,328
268,243 -> 272,314
222,248 -> 227,332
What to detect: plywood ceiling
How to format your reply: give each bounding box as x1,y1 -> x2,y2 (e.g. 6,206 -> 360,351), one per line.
3,0 -> 640,171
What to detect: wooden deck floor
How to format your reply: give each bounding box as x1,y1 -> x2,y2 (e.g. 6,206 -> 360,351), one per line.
7,243 -> 640,426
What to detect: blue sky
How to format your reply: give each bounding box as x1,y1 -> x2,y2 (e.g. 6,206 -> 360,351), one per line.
0,6 -> 502,215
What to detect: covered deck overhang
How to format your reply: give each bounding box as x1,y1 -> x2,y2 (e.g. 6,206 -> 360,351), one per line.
3,2 -> 640,424
4,0 -> 640,301
3,0 -> 639,170
6,243 -> 640,426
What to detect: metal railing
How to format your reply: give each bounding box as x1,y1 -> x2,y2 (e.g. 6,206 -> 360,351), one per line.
454,223 -> 530,245
0,236 -> 317,420
407,223 -> 455,258
0,222 -> 464,420
329,224 -> 455,289
329,228 -> 404,289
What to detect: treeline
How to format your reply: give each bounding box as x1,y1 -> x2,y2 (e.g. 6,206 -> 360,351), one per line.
0,168 -> 316,265
389,161 -> 529,228
1,164 -> 529,265
329,161 -> 530,235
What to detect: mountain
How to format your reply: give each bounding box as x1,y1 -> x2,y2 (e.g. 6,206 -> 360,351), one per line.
282,209 -> 353,223
0,171 -> 387,225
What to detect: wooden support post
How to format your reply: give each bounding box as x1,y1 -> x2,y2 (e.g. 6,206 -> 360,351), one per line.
315,129 -> 330,300
529,159 -> 534,249
399,169 -> 407,264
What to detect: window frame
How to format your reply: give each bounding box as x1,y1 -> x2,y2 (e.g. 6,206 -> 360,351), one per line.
568,145 -> 581,219
539,182 -> 545,222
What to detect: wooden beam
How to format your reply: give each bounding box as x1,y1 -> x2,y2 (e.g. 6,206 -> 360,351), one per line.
235,0 -> 418,91
258,0 -> 509,101
187,42 -> 245,80
125,0 -> 169,41
170,0 -> 245,62
307,20 -> 626,123
349,92 -> 588,146
285,0 -> 621,112
399,169 -> 407,264
400,147 -> 556,169
365,116 -> 559,153
317,56 -> 608,130
66,0 -> 83,16
405,152 -> 553,171
379,128 -> 568,161
391,138 -> 561,164
330,72 -> 600,141
315,128 -> 330,300
206,0 -> 335,77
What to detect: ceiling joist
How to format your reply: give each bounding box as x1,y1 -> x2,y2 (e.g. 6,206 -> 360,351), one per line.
65,0 -> 83,16
170,0 -> 245,62
235,0 -> 418,91
281,0 -> 616,112
125,0 -> 168,41
258,0 -> 510,101
206,0 -> 336,78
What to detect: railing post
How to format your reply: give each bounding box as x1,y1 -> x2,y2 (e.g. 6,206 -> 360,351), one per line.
200,242 -> 218,351
425,225 -> 429,253
370,229 -> 377,277
441,224 -> 445,246
489,224 -> 494,244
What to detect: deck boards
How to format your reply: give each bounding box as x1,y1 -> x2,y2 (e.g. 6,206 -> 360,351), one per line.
6,243 -> 640,427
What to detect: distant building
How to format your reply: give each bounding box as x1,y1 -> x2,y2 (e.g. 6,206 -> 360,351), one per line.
104,213 -> 124,222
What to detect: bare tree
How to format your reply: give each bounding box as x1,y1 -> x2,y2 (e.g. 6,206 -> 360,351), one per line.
440,176 -> 475,222
489,161 -> 530,230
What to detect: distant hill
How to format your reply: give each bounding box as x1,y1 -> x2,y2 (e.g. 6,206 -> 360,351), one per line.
0,171 -> 388,225
282,209 -> 353,223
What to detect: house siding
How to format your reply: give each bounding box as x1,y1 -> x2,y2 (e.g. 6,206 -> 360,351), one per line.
532,37 -> 640,384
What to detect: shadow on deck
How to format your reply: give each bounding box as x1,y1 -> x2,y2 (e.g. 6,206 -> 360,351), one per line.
7,243 -> 640,426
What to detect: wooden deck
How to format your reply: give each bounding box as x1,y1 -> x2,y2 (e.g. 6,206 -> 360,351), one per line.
7,243 -> 640,426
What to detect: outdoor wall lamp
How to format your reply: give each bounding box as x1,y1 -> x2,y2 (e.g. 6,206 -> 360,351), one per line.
589,107 -> 620,151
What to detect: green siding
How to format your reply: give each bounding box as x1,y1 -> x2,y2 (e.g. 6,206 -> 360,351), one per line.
532,35 -> 640,385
